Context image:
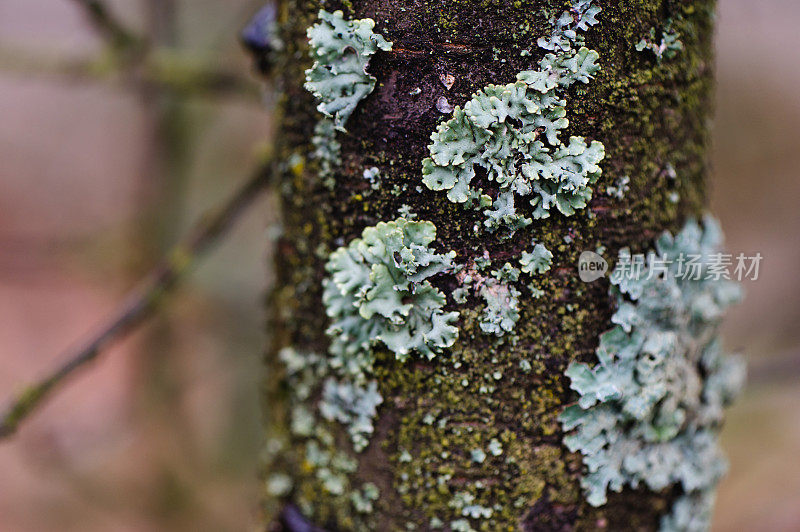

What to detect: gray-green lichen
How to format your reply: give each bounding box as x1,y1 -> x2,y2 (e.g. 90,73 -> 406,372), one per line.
491,262 -> 521,283
363,166 -> 381,190
311,118 -> 341,188
538,0 -> 601,52
560,216 -> 745,529
520,242 -> 554,275
636,19 -> 684,63
453,257 -> 522,338
660,490 -> 716,532
305,10 -> 392,130
421,0 -> 605,233
283,216 -> 460,524
606,175 -> 630,199
304,10 -> 392,186
449,491 -> 494,521
479,278 -> 521,337
323,218 -> 459,369
277,346 -> 382,519
320,378 -> 383,452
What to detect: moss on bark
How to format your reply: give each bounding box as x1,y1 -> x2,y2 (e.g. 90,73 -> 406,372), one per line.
264,0 -> 717,529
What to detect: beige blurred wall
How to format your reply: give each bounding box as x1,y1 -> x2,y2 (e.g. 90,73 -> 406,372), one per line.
713,1 -> 800,530
0,1 -> 270,531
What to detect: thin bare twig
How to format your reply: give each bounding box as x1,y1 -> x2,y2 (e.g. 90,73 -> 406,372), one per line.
0,46 -> 260,101
0,1 -> 265,100
70,0 -> 146,57
0,158 -> 275,440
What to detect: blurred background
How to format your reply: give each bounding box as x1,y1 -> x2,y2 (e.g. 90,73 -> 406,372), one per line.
0,1 -> 797,530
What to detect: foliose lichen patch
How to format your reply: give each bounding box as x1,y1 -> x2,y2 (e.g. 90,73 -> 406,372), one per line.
479,278 -> 521,337
305,9 -> 392,130
520,242 -> 554,275
560,216 -> 745,530
304,9 -> 393,187
421,0 -> 606,233
323,217 -> 459,367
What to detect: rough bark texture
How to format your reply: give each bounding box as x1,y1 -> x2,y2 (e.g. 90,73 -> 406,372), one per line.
264,0 -> 715,530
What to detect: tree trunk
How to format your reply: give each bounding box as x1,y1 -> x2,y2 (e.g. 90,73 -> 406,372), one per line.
264,0 -> 717,530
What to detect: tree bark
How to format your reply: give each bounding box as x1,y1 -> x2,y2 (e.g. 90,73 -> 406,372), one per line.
264,0 -> 716,529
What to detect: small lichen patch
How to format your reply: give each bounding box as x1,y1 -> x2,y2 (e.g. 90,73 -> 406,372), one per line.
470,448 -> 487,464
320,378 -> 383,452
488,438 -> 503,456
453,257 -> 523,339
363,166 -> 381,190
421,0 -> 605,234
311,119 -> 341,189
491,262 -> 521,283
520,242 -> 554,275
266,473 -> 293,497
305,10 -> 392,130
323,218 -> 459,369
479,279 -> 521,337
660,490 -> 716,532
537,0 -> 601,52
636,19 -> 684,63
277,347 -> 382,524
605,175 -> 630,199
304,10 -> 392,187
351,482 -> 380,514
560,216 -> 745,528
